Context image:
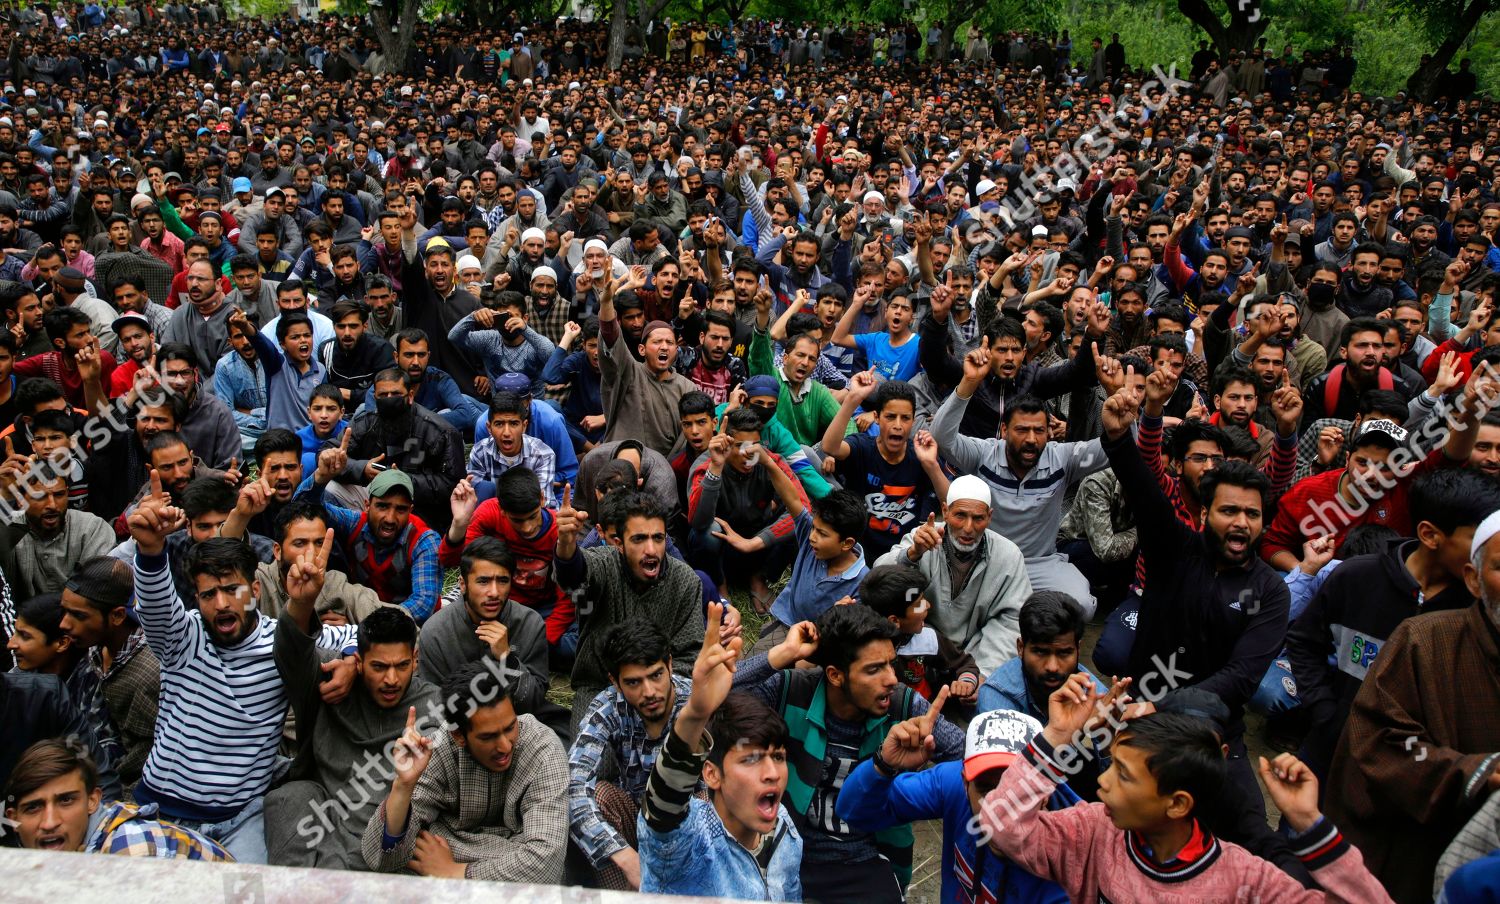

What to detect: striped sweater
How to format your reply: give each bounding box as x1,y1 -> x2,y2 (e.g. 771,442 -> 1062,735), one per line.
132,550 -> 356,821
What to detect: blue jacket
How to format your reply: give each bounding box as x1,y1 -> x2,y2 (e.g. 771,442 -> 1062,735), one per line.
639,796 -> 803,901
977,659 -> 1107,723
837,760 -> 1075,904
295,419 -> 347,476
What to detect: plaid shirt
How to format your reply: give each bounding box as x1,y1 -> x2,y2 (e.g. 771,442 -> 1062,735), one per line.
363,715 -> 570,882
322,501 -> 443,624
92,627 -> 160,784
568,674 -> 693,867
84,800 -> 235,861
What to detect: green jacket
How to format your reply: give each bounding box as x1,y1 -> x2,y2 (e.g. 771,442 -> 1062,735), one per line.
748,327 -> 852,447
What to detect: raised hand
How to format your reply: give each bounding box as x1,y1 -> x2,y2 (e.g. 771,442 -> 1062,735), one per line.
962,337 -> 992,385
1316,425 -> 1346,465
235,477 -> 272,517
1299,534 -> 1337,575
222,456 -> 242,488
1144,366 -> 1179,409
707,432 -> 733,472
555,484 -> 589,546
912,429 -> 939,466
847,369 -> 879,403
1432,349 -> 1463,397
1085,300 -> 1112,337
286,527 -> 334,608
75,334 -> 102,383
476,621 -> 510,659
770,619 -> 820,669
879,685 -> 950,772
450,476 -> 478,528
127,469 -> 185,556
1270,381 -> 1303,434
1258,753 -> 1322,833
1100,370 -> 1144,440
392,706 -> 434,787
1095,348 -> 1125,395
906,513 -> 944,562
316,429 -> 351,483
684,601 -> 742,721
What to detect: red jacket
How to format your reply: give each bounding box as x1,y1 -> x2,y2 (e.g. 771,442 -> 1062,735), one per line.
437,501 -> 572,644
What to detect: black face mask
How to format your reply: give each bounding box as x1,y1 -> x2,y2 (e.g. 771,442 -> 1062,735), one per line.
1306,283 -> 1337,308
375,396 -> 409,421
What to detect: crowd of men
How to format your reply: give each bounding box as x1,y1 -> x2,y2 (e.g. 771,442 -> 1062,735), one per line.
3,1 -> 1500,902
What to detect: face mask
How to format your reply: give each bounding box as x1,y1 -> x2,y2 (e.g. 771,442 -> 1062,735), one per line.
375,396 -> 409,421
1306,283 -> 1336,307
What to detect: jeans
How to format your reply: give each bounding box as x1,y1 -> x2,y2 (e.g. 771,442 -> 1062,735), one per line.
174,796 -> 267,864
686,526 -> 794,589
438,396 -> 487,440
1249,656 -> 1301,715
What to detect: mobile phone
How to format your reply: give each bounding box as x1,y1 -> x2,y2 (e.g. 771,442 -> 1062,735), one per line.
369,462 -> 389,473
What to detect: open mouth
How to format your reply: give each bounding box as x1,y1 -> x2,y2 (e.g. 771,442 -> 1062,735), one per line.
873,690 -> 893,711
1224,532 -> 1250,554
492,752 -> 511,770
755,791 -> 779,821
214,612 -> 239,634
378,687 -> 401,704
639,557 -> 661,580
35,834 -> 68,850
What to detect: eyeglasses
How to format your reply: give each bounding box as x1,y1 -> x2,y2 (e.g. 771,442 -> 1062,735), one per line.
1184,453 -> 1226,465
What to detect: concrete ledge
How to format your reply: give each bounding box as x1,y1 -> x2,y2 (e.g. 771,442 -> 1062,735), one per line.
0,847 -> 733,903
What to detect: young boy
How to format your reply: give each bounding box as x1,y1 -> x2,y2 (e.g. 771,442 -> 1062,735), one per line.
983,674 -> 1397,902
448,289 -> 556,398
638,603 -> 802,901
859,563 -> 980,704
831,288 -> 921,382
838,701 -> 1076,904
296,384 -> 347,477
234,308 -> 328,432
29,408 -> 89,510
468,390 -> 556,505
442,467 -> 574,655
822,374 -> 949,561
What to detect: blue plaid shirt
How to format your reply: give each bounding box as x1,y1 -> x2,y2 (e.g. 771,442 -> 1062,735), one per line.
568,673 -> 694,867
319,495 -> 443,624
84,800 -> 235,860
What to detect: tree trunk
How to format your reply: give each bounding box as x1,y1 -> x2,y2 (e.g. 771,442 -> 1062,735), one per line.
1408,0 -> 1490,99
368,0 -> 419,75
606,0 -> 628,70
635,0 -> 669,29
1177,0 -> 1269,58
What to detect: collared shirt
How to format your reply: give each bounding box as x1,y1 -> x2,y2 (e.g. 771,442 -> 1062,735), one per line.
320,498 -> 443,623
568,674 -> 693,866
210,349 -> 268,421
467,434 -> 557,507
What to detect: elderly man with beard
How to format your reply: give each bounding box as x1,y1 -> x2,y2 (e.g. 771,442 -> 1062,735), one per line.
1097,377 -> 1290,805
598,267 -> 696,459
1325,505 -> 1500,902
125,469 -> 359,863
162,258 -> 237,376
874,476 -> 1033,676
932,339 -> 1112,619
265,567 -> 439,870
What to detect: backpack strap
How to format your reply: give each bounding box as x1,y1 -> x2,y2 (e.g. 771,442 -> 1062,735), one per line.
1323,364 -> 1344,416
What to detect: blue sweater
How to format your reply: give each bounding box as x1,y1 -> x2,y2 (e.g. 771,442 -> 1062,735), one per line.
837,759 -> 1075,904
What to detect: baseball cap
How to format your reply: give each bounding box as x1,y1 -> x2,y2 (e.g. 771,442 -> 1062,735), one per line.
1354,418 -> 1408,449
963,710 -> 1043,781
111,311 -> 152,336
265,187 -> 286,200
232,177 -> 253,194
368,469 -> 414,500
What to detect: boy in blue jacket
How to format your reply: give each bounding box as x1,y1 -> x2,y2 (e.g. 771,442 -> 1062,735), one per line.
838,700 -> 1077,904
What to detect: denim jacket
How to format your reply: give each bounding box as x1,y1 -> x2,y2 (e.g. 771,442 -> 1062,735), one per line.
639,795 -> 803,901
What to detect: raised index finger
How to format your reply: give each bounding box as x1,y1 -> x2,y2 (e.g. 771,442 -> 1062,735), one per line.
149,468 -> 165,500
405,705 -> 417,732
316,527 -> 335,570
340,428 -> 350,451
561,483 -> 572,509
704,600 -> 723,649
924,685 -> 950,732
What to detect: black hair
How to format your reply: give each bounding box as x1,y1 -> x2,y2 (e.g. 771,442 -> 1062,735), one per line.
1113,712 -> 1228,818
1150,302 -> 1190,331
811,603 -> 898,675
272,499 -> 329,544
495,468 -> 544,516
1213,364 -> 1258,397
602,617 -> 673,678
1409,468 -> 1500,535
707,692 -> 789,770
183,536 -> 260,586
1358,390 -> 1410,422
1001,395 -> 1049,425
1024,301 -> 1065,342
41,306 -> 90,343
1339,316 -> 1386,348
811,488 -> 867,542
253,428 -> 302,466
442,660 -> 512,734
1148,333 -> 1189,362
276,311 -> 313,344
677,391 -> 716,419
180,476 -> 237,520
15,593 -> 66,644
857,564 -> 929,621
15,378 -> 64,416
724,407 -> 763,436
985,315 -> 1027,348
459,535 -> 516,580
144,430 -> 190,459
1197,459 -> 1269,512
488,391 -> 530,421
1018,590 -> 1086,645
870,380 -> 916,414
1337,524 -> 1400,558
1168,419 -> 1230,460
357,606 -> 419,655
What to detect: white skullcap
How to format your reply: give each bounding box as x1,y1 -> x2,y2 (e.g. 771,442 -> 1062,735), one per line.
946,475 -> 992,510
530,265 -> 557,283
863,190 -> 885,204
1471,510 -> 1500,562
520,227 -> 546,244
584,238 -> 609,255
456,254 -> 482,272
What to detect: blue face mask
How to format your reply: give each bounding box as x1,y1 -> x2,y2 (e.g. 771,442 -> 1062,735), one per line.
774,88 -> 785,101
